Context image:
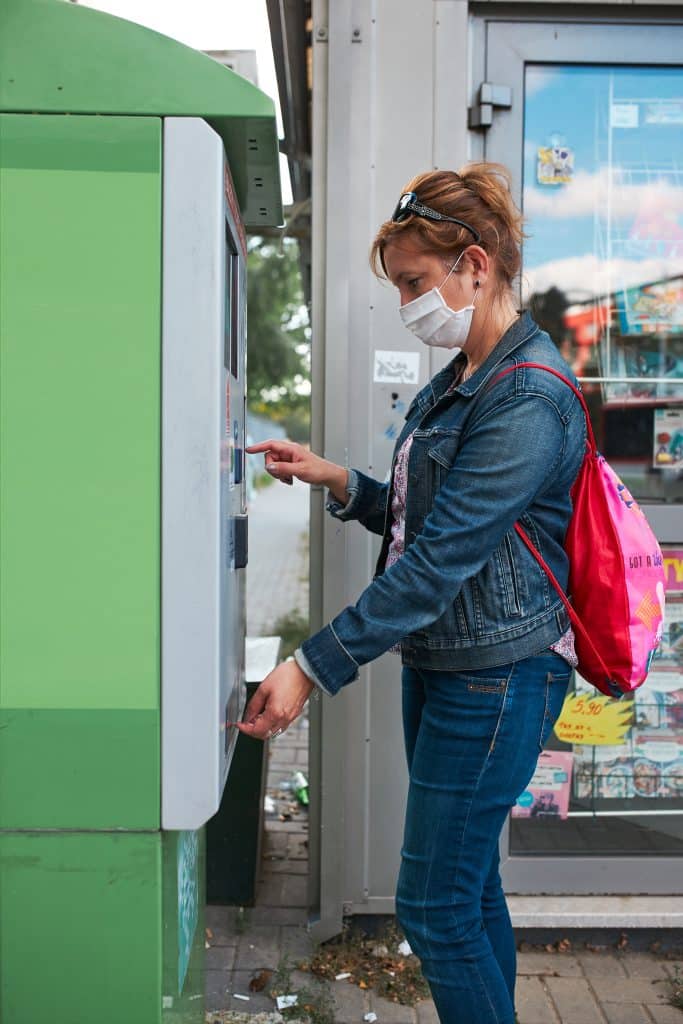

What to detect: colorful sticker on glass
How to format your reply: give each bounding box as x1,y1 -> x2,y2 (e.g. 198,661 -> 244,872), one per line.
537,142 -> 574,186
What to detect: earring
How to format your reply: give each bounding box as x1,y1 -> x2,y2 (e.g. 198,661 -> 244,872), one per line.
474,280 -> 481,288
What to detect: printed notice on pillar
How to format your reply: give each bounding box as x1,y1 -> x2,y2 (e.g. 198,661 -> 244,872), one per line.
373,350 -> 420,385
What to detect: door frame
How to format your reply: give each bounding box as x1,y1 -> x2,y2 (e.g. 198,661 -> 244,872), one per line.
476,13 -> 683,893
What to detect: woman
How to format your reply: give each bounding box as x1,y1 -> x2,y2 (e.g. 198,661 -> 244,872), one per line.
237,163 -> 585,1024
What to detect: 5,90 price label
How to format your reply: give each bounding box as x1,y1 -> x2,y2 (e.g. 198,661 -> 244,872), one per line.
553,692 -> 634,746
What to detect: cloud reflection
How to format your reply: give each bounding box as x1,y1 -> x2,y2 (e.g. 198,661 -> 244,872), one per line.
523,253 -> 681,302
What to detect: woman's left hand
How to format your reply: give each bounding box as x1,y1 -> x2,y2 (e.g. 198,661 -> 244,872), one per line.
234,660 -> 316,741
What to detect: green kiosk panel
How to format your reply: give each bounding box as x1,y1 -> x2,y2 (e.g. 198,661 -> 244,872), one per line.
0,1 -> 282,1021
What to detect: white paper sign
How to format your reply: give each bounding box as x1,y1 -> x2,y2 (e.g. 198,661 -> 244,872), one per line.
611,103 -> 639,128
374,350 -> 420,385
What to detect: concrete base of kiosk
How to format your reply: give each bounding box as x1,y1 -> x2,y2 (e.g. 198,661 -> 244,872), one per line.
509,895 -> 683,930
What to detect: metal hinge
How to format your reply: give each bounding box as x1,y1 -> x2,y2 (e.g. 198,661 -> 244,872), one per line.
468,83 -> 512,130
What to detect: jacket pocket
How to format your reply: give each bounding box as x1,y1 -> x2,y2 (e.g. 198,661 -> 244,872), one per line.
426,431 -> 461,488
499,534 -> 522,618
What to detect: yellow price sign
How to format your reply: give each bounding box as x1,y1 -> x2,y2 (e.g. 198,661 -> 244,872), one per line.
553,692 -> 634,746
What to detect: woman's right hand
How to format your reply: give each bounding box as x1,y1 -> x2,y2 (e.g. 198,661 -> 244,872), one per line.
246,439 -> 350,502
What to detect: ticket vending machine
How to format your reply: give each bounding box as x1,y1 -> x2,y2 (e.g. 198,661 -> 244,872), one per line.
0,2 -> 282,1021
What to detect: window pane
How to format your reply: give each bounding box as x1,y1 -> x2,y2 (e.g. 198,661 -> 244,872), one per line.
512,65 -> 683,857
522,65 -> 683,506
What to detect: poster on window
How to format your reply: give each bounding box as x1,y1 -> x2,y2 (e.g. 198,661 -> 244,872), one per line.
573,743 -> 634,801
635,670 -> 683,730
663,548 -> 683,593
632,730 -> 683,799
512,750 -> 574,819
617,277 -> 683,336
649,596 -> 683,672
654,408 -> 683,470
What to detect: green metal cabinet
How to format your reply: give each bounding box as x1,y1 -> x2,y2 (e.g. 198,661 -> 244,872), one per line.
0,2 -> 281,1020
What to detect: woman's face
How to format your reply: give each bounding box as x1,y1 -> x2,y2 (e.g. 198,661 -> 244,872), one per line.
383,240 -> 474,309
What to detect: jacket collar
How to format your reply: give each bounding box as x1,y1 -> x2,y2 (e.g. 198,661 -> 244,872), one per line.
429,310 -> 540,406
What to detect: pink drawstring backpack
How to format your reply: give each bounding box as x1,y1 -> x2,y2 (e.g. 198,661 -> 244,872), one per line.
492,362 -> 666,698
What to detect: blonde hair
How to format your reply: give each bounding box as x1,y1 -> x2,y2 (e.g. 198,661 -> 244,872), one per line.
370,163 -> 524,290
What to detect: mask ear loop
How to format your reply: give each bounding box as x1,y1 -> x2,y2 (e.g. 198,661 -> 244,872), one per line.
439,250 -> 465,289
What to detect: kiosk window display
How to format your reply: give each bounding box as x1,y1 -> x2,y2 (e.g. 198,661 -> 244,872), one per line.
509,61 -> 683,859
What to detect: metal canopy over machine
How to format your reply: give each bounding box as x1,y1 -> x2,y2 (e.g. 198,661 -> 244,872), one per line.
0,0 -> 283,229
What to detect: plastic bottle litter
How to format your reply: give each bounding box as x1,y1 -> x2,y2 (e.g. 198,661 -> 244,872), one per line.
291,770 -> 309,806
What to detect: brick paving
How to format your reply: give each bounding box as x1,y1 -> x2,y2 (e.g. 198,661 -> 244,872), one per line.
204,713 -> 683,1023
205,715 -> 313,1016
246,477 -> 309,637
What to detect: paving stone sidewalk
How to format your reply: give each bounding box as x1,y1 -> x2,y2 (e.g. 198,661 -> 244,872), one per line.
205,719 -> 683,1024
246,477 -> 309,637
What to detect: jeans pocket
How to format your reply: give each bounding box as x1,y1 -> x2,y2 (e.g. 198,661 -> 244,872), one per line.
460,668 -> 513,753
466,678 -> 507,694
539,670 -> 571,751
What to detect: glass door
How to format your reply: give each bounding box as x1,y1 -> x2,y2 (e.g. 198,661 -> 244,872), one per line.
482,18 -> 683,893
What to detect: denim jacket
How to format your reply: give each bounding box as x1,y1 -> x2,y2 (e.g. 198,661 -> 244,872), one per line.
300,313 -> 586,696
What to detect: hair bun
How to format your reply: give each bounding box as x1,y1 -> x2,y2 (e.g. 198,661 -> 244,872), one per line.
370,161 -> 524,287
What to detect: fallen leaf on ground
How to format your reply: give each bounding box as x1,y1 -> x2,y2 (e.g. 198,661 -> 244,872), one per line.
250,970 -> 273,992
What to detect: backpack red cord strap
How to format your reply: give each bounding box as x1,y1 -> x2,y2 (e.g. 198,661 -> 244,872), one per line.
514,522 -> 615,689
490,361 -> 598,454
488,361 -> 616,692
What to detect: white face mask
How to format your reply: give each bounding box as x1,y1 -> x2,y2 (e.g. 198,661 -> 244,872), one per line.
399,254 -> 476,349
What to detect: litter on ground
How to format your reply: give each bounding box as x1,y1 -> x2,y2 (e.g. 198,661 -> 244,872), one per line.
275,994 -> 299,1010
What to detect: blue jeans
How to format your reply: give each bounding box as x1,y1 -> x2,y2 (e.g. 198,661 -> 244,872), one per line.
396,654 -> 571,1024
